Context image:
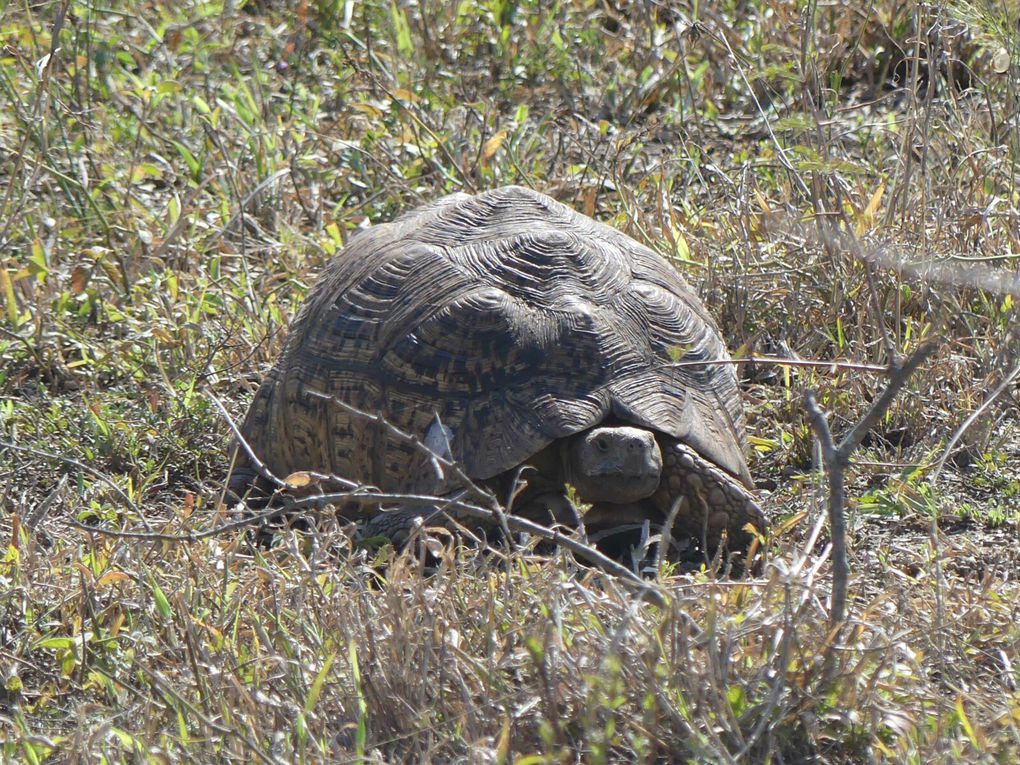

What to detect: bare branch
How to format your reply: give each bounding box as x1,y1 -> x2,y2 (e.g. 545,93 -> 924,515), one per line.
803,391 -> 848,629
303,389 -> 515,542
667,354 -> 889,374
207,393 -> 287,491
803,341 -> 937,629
67,485 -> 668,607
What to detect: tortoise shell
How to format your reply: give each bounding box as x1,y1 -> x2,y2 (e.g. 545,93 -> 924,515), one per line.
233,186 -> 750,495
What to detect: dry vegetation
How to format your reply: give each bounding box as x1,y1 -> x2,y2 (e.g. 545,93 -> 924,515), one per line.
1,0 -> 1019,762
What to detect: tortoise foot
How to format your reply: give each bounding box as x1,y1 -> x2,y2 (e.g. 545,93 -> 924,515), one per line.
652,441 -> 767,555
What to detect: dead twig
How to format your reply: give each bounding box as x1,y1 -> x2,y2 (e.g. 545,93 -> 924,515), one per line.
668,354 -> 889,374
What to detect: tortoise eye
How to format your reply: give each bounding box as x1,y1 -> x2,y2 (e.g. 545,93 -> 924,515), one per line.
595,437 -> 609,452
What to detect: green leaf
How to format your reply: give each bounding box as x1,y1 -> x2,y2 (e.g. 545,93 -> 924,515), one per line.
955,695 -> 980,748
176,704 -> 189,745
348,639 -> 367,758
390,2 -> 414,57
524,635 -> 545,663
37,636 -> 75,650
110,728 -> 138,750
172,141 -> 201,180
149,577 -> 172,619
727,684 -> 747,716
304,653 -> 335,714
28,239 -> 48,283
191,94 -> 210,114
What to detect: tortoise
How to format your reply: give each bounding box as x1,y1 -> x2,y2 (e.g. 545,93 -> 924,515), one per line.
229,186 -> 765,561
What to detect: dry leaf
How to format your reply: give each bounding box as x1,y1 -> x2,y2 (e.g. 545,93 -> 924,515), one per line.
284,471 -> 312,488
481,130 -> 507,165
70,265 -> 89,294
97,571 -> 131,588
351,101 -> 385,118
863,182 -> 885,219
855,182 -> 885,235
391,88 -> 418,102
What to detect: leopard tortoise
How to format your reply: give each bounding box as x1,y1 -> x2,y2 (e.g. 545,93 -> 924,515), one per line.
229,186 -> 766,559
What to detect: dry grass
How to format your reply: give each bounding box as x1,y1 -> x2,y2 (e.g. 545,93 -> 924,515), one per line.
1,0 -> 1019,762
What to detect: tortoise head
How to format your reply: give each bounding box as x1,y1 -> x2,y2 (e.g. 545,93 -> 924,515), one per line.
564,425 -> 662,504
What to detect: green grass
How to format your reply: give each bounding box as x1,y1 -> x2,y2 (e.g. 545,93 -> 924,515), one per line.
2,0 -> 1020,762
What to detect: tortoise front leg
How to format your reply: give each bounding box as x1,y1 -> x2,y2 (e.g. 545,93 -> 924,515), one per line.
651,440 -> 767,556
360,504 -> 452,545
359,490 -> 577,547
